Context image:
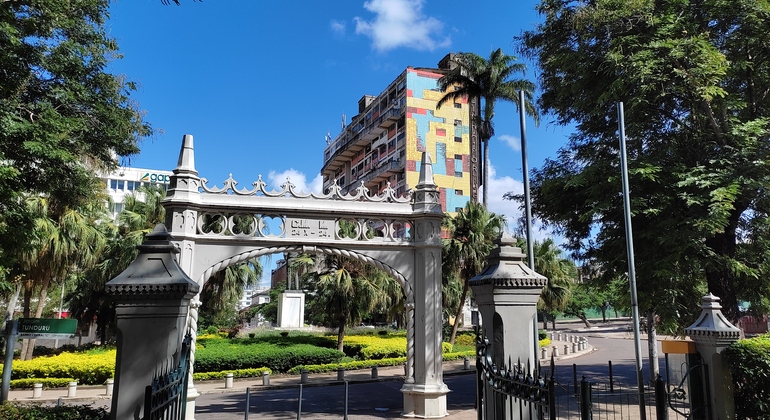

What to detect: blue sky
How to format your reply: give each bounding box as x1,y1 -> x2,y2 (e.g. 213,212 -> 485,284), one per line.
107,0 -> 574,273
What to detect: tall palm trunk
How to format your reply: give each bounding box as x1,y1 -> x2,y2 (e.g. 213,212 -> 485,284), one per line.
23,277 -> 51,360
449,281 -> 469,346
337,317 -> 347,352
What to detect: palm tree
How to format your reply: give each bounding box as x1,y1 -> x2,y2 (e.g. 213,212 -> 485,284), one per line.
308,255 -> 394,352
443,201 -> 505,345
527,238 -> 575,329
437,49 -> 538,205
18,195 -> 110,359
68,184 -> 167,344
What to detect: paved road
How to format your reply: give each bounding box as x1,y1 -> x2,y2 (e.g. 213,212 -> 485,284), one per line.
193,326 -> 659,419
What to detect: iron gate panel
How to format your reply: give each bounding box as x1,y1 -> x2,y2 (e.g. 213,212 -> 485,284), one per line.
144,334 -> 192,420
476,331 -> 556,420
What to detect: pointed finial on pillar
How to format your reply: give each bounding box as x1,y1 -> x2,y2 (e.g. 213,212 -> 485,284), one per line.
412,151 -> 441,214
176,134 -> 197,175
416,151 -> 436,189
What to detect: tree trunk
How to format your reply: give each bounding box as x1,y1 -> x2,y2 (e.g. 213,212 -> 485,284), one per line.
577,313 -> 592,328
22,277 -> 51,360
551,316 -> 556,330
2,282 -> 21,331
449,281 -> 470,346
337,317 -> 346,352
542,313 -> 547,330
19,282 -> 33,360
647,310 -> 660,385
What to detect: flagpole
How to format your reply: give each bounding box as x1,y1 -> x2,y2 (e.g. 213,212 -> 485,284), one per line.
617,101 -> 647,420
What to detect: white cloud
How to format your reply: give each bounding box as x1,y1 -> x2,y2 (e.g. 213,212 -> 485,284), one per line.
498,134 -> 521,152
354,0 -> 451,52
267,169 -> 324,195
330,20 -> 346,37
482,163 -> 552,242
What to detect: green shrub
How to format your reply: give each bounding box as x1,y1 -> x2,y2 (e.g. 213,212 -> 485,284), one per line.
538,330 -> 548,341
723,334 -> 770,419
455,333 -> 476,347
192,367 -> 271,381
1,348 -> 115,385
194,341 -> 343,373
9,378 -> 76,390
0,403 -> 109,419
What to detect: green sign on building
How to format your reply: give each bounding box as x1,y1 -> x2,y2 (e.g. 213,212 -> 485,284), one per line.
17,318 -> 77,338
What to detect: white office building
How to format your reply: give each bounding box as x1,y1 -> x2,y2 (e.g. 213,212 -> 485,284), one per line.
102,166 -> 174,218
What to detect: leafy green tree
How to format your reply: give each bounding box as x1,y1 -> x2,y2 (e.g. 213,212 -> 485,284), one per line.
512,0 -> 770,323
0,0 -> 151,272
437,49 -> 538,205
306,255 -> 395,352
67,184 -> 167,344
525,238 -> 576,330
17,195 -> 109,359
443,201 -> 505,345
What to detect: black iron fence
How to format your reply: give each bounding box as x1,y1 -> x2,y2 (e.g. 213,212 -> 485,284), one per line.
144,334 -> 192,420
476,334 -> 556,420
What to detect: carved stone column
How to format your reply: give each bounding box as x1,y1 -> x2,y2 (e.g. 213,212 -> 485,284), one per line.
685,293 -> 741,420
470,233 -> 548,420
106,225 -> 199,420
162,134 -> 203,418
401,152 -> 449,418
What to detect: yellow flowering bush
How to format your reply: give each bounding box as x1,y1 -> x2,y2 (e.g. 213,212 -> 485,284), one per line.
0,348 -> 115,385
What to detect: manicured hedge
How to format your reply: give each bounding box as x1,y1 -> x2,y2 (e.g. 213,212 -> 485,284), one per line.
287,350 -> 476,375
0,348 -> 115,385
722,333 -> 770,419
0,403 -> 109,420
192,367 -> 271,381
9,378 -> 76,390
194,339 -> 344,373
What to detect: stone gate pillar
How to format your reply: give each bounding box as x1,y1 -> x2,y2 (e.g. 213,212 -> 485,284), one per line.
469,233 -> 548,420
106,224 -> 200,420
685,293 -> 741,420
401,152 -> 450,418
163,134 -> 203,418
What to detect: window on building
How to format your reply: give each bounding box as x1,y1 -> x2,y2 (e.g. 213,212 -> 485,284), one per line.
454,119 -> 462,126
454,154 -> 462,160
126,181 -> 140,191
454,102 -> 462,109
455,189 -> 463,195
455,136 -> 462,143
110,180 -> 125,190
455,207 -> 463,212
455,171 -> 463,177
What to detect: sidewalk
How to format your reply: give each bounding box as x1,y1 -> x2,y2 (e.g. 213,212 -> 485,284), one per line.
3,326 -> 610,417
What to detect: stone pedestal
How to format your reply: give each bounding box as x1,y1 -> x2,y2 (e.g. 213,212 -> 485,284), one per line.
277,291 -> 305,328
106,225 -> 199,420
685,293 -> 741,420
470,233 -> 548,420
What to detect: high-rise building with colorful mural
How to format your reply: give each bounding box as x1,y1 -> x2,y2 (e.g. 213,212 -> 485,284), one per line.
321,54 -> 480,214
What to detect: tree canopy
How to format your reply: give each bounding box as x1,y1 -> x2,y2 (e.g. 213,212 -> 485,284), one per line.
511,0 -> 770,323
0,0 -> 151,271
437,49 -> 538,205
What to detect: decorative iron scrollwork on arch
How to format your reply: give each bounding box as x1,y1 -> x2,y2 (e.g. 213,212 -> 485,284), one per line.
200,174 -> 411,203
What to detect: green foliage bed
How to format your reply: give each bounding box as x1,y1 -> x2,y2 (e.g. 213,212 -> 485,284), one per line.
723,334 -> 770,419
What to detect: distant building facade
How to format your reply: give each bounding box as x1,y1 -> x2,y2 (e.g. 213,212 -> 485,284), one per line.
102,166 -> 173,218
321,53 -> 480,213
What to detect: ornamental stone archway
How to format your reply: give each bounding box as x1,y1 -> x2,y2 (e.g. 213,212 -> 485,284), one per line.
162,135 -> 448,418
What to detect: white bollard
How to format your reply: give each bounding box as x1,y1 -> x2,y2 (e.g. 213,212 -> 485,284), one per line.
564,344 -> 570,355
32,383 -> 43,399
225,373 -> 234,388
337,367 -> 345,381
372,366 -> 379,378
105,379 -> 114,396
300,369 -> 309,383
552,346 -> 559,357
541,347 -> 548,359
572,342 -> 578,353
463,357 -> 471,370
262,371 -> 270,386
67,381 -> 77,398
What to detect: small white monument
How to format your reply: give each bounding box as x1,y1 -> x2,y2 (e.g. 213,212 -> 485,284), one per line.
277,273 -> 305,328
